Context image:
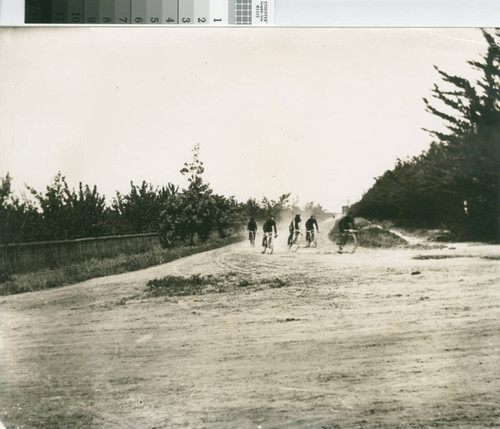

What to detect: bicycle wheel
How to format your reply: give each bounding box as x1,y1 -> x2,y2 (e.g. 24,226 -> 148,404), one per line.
268,236 -> 274,254
305,231 -> 310,246
342,233 -> 358,254
311,232 -> 317,247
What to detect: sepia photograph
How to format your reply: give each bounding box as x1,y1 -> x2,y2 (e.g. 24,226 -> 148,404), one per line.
0,27 -> 499,428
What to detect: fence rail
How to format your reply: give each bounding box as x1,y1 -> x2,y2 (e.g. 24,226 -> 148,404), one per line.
0,233 -> 161,273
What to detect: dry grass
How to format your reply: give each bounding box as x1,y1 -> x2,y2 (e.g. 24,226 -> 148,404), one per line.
146,273 -> 289,297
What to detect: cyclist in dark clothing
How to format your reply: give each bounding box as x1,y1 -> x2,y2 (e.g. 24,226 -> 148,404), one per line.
338,213 -> 355,233
248,218 -> 257,231
305,215 -> 319,247
288,214 -> 302,248
337,212 -> 356,252
305,215 -> 319,232
247,217 -> 257,245
263,216 -> 277,234
262,215 -> 277,253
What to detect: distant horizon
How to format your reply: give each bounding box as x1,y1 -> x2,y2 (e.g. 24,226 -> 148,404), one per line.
0,27 -> 489,212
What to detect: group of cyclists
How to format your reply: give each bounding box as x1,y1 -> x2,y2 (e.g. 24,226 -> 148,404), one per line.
247,212 -> 357,254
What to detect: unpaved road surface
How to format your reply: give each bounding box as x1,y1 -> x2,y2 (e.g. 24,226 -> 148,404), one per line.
0,233 -> 499,429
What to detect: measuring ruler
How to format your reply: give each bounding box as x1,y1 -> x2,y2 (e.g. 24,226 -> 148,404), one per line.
25,0 -> 274,24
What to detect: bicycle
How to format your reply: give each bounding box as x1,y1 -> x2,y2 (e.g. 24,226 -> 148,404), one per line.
248,230 -> 256,246
337,229 -> 358,254
288,230 -> 302,252
262,232 -> 277,254
305,229 -> 318,248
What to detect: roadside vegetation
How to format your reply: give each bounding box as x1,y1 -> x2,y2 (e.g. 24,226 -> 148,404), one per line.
0,145 -> 332,294
328,217 -> 408,248
0,144 -> 330,247
0,235 -> 241,296
350,30 -> 499,243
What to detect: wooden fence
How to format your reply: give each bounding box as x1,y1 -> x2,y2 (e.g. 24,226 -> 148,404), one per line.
0,233 -> 161,274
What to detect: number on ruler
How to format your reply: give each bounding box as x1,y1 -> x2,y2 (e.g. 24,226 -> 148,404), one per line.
150,17 -> 159,23
119,17 -> 128,22
135,17 -> 143,23
103,17 -> 112,22
87,17 -> 96,22
182,17 -> 190,23
166,17 -> 174,23
198,17 -> 206,23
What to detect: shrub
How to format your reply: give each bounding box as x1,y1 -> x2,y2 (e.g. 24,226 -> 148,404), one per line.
357,226 -> 407,248
328,217 -> 407,248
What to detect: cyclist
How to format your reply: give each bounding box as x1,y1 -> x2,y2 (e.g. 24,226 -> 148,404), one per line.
305,215 -> 319,247
337,212 -> 356,253
247,217 -> 257,245
262,215 -> 277,253
287,214 -> 302,249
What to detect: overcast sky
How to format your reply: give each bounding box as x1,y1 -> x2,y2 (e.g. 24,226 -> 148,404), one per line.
0,27 -> 489,211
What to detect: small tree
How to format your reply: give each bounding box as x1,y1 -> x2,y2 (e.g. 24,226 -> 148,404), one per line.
244,197 -> 263,220
0,173 -> 13,243
28,172 -> 72,240
159,144 -> 217,246
111,181 -> 177,234
64,183 -> 107,238
261,193 -> 291,219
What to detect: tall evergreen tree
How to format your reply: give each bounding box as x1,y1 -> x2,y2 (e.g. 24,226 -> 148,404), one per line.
423,30 -> 499,240
354,30 -> 499,241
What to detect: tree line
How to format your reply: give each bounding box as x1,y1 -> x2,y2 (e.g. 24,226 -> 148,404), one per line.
351,30 -> 499,242
0,144 -> 329,246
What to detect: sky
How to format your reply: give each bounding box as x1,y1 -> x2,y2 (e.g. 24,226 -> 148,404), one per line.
0,27 -> 490,212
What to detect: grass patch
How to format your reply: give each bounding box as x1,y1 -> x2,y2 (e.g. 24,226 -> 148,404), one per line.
413,254 -> 472,260
238,279 -> 252,287
147,275 -> 217,297
145,274 -> 290,297
268,278 -> 287,288
0,236 -> 242,296
407,243 -> 448,250
482,255 -> 500,260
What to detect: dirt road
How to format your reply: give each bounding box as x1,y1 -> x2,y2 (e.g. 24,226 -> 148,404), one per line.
0,232 -> 499,428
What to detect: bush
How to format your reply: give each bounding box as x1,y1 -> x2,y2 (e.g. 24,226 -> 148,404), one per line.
328,218 -> 407,248
357,226 -> 407,248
